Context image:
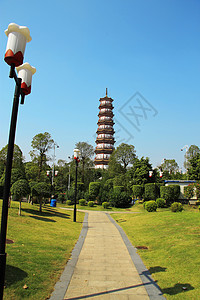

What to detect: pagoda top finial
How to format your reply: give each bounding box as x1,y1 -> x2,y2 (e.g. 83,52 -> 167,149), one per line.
106,88 -> 108,97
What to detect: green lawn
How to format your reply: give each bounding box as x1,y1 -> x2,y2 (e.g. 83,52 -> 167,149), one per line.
0,200 -> 84,300
112,204 -> 200,300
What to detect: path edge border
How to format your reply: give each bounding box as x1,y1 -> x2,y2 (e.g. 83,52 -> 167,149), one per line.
106,213 -> 165,300
49,212 -> 88,300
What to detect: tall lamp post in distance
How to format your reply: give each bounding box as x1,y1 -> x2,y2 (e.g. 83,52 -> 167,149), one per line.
73,149 -> 80,222
46,170 -> 58,198
181,145 -> 189,180
0,23 -> 36,299
68,156 -> 71,191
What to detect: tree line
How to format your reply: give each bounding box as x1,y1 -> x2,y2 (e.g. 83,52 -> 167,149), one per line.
0,131 -> 200,212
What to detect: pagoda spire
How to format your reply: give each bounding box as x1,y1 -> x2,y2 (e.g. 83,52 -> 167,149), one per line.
106,88 -> 108,97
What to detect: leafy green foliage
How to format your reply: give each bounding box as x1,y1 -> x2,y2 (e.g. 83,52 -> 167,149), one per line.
128,157 -> 152,185
113,186 -> 124,193
160,186 -> 175,203
156,198 -> 166,208
170,185 -> 180,200
11,179 -> 30,200
79,199 -> 86,206
89,182 -> 101,200
184,184 -> 194,200
144,183 -> 159,200
32,182 -> 51,212
102,202 -> 109,209
145,200 -> 157,212
132,185 -> 144,199
110,143 -> 136,170
88,201 -> 94,207
109,190 -> 131,208
188,153 -> 200,180
171,202 -> 183,212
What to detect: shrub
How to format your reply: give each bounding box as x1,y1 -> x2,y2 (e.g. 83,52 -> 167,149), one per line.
88,201 -> 94,207
170,185 -> 180,200
89,182 -> 101,200
196,200 -> 200,206
113,186 -> 124,193
156,198 -> 166,208
109,190 -> 131,208
145,200 -> 157,212
184,184 -> 194,200
79,199 -> 86,206
144,183 -> 159,200
66,200 -> 72,205
132,185 -> 144,199
171,202 -> 183,212
104,179 -> 114,191
160,186 -> 174,204
57,193 -> 66,203
199,205 -> 200,212
102,202 -> 109,209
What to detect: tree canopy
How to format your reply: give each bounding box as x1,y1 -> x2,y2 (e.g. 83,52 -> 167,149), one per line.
110,143 -> 136,171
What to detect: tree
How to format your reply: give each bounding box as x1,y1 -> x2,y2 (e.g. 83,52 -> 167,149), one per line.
75,142 -> 94,184
188,153 -> 200,180
184,145 -> 200,170
30,132 -> 54,180
110,143 -> 136,171
0,144 -> 25,177
32,182 -> 51,212
128,157 -> 152,185
160,159 -> 179,174
0,168 -> 26,186
11,179 -> 30,216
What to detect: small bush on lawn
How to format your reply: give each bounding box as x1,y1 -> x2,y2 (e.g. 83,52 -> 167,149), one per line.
156,198 -> 166,208
66,200 -> 72,205
79,199 -> 86,206
102,202 -> 109,209
196,200 -> 200,206
88,201 -> 94,207
171,202 -> 183,212
145,200 -> 157,212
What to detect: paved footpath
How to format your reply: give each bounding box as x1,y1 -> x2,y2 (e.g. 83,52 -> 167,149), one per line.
50,211 -> 165,300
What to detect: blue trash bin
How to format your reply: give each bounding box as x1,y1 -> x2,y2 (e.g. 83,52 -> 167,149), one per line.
50,199 -> 56,207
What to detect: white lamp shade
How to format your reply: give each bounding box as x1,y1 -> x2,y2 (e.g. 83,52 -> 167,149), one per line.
74,149 -> 81,159
46,171 -> 50,176
4,23 -> 31,67
159,171 -> 163,178
55,171 -> 58,176
149,171 -> 153,177
16,63 -> 36,95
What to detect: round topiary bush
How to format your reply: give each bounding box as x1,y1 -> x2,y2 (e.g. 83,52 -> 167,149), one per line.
156,198 -> 166,208
145,200 -> 157,212
66,200 -> 72,206
79,199 -> 86,206
171,202 -> 183,212
88,201 -> 94,207
102,202 -> 109,209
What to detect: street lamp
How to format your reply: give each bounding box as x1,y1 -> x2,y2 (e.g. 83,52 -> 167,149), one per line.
0,23 -> 36,299
46,170 -> 59,198
73,149 -> 80,222
68,156 -> 71,191
181,145 -> 189,180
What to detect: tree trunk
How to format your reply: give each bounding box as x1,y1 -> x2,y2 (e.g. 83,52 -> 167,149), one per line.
39,197 -> 42,212
18,199 -> 22,216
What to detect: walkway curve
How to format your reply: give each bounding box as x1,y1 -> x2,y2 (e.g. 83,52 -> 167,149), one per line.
50,211 -> 165,300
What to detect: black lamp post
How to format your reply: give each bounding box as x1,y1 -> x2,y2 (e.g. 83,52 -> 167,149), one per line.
0,23 -> 36,299
73,149 -> 80,222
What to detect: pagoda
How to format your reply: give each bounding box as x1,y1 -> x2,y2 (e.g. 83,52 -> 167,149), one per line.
94,89 -> 115,169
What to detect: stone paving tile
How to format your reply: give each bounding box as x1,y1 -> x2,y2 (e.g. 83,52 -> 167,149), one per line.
64,212 -> 150,300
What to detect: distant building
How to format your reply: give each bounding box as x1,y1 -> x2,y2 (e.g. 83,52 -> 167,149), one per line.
165,180 -> 196,200
94,89 -> 115,169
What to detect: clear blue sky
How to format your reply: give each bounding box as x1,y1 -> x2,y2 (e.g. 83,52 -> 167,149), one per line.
0,0 -> 200,170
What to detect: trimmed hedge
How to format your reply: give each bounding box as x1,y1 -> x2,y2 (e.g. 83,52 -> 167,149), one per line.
79,199 -> 86,206
109,190 -> 131,208
171,202 -> 183,212
113,186 -> 124,193
160,186 -> 174,203
156,198 -> 166,208
66,200 -> 72,205
132,185 -> 144,199
88,201 -> 94,207
145,200 -> 157,212
144,183 -> 159,200
102,202 -> 109,209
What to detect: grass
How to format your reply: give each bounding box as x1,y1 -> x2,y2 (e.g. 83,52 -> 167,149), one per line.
112,204 -> 200,300
0,200 -> 84,300
57,202 -> 133,212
